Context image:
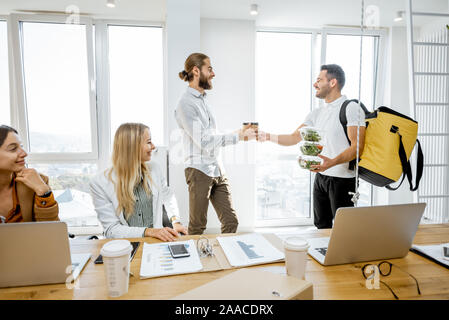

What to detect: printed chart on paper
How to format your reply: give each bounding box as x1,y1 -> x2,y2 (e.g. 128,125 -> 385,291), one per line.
139,240 -> 203,278
217,233 -> 284,267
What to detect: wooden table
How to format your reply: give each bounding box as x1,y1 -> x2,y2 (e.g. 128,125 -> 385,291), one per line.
1,224 -> 449,300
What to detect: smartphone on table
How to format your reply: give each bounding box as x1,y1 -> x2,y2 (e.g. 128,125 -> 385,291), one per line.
168,243 -> 190,258
94,241 -> 140,264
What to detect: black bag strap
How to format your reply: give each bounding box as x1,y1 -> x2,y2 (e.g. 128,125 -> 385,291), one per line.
386,133 -> 424,191
385,131 -> 409,191
410,139 -> 424,191
339,99 -> 369,170
339,99 -> 369,143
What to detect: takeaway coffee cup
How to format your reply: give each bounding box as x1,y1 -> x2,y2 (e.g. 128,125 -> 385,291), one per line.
283,236 -> 310,280
243,122 -> 259,140
243,122 -> 259,131
100,239 -> 133,298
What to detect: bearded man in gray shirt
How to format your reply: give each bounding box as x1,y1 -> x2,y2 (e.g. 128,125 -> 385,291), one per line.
175,53 -> 257,235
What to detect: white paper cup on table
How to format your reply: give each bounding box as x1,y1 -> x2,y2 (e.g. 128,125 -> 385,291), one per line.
283,237 -> 310,280
100,239 -> 132,298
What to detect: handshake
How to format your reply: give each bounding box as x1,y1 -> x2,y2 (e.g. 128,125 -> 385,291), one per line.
238,122 -> 271,142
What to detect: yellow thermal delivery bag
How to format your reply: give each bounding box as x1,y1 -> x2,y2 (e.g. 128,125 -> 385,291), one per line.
340,101 -> 423,191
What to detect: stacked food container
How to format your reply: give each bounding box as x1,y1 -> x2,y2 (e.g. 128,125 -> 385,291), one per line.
298,127 -> 324,170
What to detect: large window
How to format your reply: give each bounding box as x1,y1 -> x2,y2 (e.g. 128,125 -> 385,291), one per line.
256,32 -> 315,225
256,29 -> 382,226
14,18 -> 98,233
108,25 -> 164,146
7,15 -> 164,234
325,34 -> 378,110
0,20 -> 10,125
21,22 -> 94,154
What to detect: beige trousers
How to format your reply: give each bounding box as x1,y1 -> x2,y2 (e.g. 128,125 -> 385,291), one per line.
184,168 -> 239,235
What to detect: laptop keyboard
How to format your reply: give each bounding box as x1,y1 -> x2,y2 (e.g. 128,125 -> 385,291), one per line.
315,247 -> 328,256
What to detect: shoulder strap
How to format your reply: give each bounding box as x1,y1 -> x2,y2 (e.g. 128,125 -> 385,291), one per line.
339,99 -> 352,145
412,139 -> 424,191
386,137 -> 424,191
385,132 -> 409,191
340,99 -> 369,170
339,99 -> 369,144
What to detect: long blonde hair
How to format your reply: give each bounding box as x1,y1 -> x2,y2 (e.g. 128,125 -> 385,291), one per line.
108,123 -> 153,219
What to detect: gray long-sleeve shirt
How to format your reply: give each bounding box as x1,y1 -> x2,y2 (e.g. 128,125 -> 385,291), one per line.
174,87 -> 239,177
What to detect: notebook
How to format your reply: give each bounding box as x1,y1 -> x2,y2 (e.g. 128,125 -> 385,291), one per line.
410,243 -> 449,270
216,233 -> 285,267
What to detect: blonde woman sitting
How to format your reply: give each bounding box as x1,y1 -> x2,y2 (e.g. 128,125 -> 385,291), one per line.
90,123 -> 188,241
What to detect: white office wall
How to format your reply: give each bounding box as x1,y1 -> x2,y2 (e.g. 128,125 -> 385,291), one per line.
198,18 -> 256,233
166,0 -> 200,227
166,16 -> 256,233
419,17 -> 448,37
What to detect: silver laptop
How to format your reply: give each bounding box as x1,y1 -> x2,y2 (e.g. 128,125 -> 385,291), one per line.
307,203 -> 426,266
0,221 -> 91,288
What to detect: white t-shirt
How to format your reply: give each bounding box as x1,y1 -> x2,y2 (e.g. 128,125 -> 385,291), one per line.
303,95 -> 366,178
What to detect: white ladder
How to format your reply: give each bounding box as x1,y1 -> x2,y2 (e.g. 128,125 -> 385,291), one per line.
406,0 -> 449,223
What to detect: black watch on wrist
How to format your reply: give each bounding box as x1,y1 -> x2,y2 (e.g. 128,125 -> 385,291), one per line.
39,190 -> 52,198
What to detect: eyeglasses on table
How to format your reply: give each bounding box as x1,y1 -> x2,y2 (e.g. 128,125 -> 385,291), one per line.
361,261 -> 421,300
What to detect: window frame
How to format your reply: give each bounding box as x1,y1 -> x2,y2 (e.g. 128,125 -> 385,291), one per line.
255,28 -> 319,227
94,19 -> 165,171
0,17 -> 11,126
254,26 -> 387,227
6,14 -> 166,171
8,14 -> 98,163
5,14 -> 166,234
321,27 -> 388,112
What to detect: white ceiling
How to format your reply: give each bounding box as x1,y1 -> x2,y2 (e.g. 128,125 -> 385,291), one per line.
0,0 -> 167,21
201,0 -> 449,28
0,0 -> 447,27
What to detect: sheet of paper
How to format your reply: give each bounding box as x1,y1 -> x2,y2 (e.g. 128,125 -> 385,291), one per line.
139,240 -> 203,278
216,233 -> 285,267
412,242 -> 449,268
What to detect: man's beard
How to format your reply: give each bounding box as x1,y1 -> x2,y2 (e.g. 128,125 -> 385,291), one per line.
315,86 -> 329,99
199,72 -> 212,90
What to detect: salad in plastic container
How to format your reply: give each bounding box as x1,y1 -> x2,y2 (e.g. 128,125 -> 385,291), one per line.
299,140 -> 323,156
298,155 -> 322,170
299,126 -> 324,142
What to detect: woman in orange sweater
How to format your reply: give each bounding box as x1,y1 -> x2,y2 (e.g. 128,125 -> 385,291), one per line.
0,125 -> 59,223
